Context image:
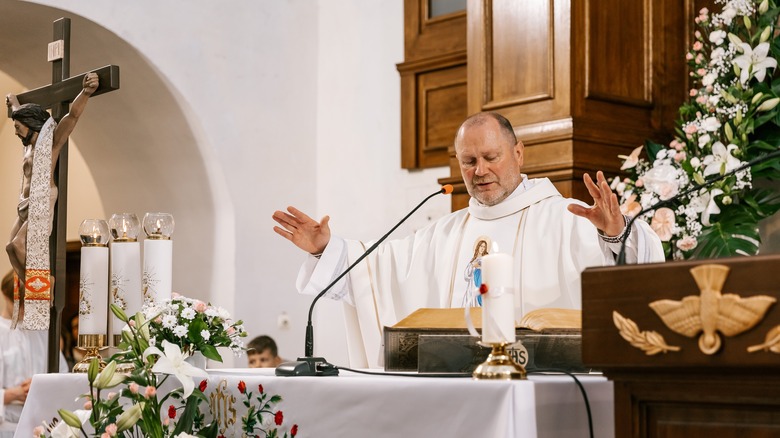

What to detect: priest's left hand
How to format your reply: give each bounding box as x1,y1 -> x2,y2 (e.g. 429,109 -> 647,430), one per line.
567,171 -> 625,237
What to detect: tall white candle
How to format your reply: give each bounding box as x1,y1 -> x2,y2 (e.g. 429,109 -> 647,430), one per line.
79,246 -> 109,336
110,241 -> 142,343
481,252 -> 516,343
143,239 -> 173,305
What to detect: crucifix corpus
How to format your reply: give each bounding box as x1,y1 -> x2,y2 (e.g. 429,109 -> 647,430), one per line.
4,17 -> 119,372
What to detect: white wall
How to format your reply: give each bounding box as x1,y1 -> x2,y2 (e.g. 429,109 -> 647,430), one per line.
2,0 -> 450,366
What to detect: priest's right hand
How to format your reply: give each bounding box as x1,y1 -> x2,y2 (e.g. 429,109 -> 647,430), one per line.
272,206 -> 331,255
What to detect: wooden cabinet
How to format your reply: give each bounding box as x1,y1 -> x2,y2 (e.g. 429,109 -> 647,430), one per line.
400,0 -> 715,210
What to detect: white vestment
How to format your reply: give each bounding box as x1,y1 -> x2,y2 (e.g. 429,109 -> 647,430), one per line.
297,178 -> 664,368
0,316 -> 68,437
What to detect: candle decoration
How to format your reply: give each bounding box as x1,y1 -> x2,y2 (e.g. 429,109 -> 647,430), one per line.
142,212 -> 174,306
473,250 -> 525,380
108,213 -> 143,347
75,219 -> 110,373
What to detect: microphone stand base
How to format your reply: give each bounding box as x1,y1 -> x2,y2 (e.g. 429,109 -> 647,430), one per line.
275,356 -> 339,377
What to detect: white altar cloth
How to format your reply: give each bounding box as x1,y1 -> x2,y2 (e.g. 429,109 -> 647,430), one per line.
16,369 -> 613,437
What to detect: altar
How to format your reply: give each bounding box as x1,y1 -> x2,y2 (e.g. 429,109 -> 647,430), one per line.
16,369 -> 613,437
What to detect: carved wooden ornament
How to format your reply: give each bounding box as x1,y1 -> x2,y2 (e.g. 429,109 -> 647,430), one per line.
649,264 -> 776,355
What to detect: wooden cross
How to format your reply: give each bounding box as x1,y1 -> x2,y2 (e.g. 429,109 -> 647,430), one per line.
6,18 -> 120,372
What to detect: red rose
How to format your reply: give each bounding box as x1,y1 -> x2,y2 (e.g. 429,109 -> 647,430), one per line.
238,380 -> 246,394
168,405 -> 176,419
199,379 -> 208,392
274,410 -> 284,426
291,424 -> 298,436
258,384 -> 264,394
479,284 -> 489,294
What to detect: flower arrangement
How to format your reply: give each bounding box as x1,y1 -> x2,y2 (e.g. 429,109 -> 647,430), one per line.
34,295 -> 246,438
142,294 -> 247,361
614,0 -> 780,260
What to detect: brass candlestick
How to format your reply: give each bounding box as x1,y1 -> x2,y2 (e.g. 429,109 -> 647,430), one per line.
73,334 -> 107,373
472,342 -> 526,380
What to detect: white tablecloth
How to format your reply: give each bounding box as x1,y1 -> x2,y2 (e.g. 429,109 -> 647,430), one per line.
16,369 -> 613,437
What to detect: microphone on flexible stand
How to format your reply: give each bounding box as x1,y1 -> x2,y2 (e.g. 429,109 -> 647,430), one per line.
276,184 -> 454,376
616,149 -> 780,265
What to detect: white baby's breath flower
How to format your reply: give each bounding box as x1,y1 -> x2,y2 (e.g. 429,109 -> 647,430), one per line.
709,30 -> 727,45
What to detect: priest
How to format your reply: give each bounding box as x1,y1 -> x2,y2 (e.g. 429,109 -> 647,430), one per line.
273,112 -> 665,367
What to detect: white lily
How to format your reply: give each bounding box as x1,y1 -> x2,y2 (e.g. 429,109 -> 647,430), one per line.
702,142 -> 741,176
733,42 -> 777,84
51,409 -> 91,438
701,189 -> 724,226
143,340 -> 209,398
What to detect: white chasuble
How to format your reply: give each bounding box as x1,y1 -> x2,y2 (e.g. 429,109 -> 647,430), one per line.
297,177 -> 664,368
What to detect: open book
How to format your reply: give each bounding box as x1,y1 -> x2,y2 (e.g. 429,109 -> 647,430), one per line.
391,307 -> 581,331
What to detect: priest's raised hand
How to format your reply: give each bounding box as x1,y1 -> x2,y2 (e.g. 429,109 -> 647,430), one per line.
566,171 -> 626,239
272,206 -> 331,256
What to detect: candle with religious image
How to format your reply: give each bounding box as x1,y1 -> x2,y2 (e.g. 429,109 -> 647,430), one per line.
108,213 -> 143,346
142,212 -> 174,305
480,250 -> 516,344
78,219 -> 110,343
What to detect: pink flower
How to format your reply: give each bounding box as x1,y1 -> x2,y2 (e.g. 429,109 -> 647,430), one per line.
128,320 -> 136,328
692,41 -> 703,51
144,385 -> 156,398
619,145 -> 643,170
699,7 -> 708,15
193,300 -> 208,313
83,400 -> 92,410
696,68 -> 706,76
686,52 -> 694,60
172,292 -> 181,299
105,424 -> 118,436
107,392 -> 117,400
33,426 -> 44,437
620,194 -> 642,217
696,96 -> 707,105
684,124 -> 698,134
689,88 -> 698,97
676,236 -> 697,251
651,208 -> 675,241
101,433 -> 110,438
695,53 -> 704,64
163,418 -> 170,427
674,152 -> 686,162
129,382 -> 139,394
227,327 -> 236,335
635,178 -> 644,188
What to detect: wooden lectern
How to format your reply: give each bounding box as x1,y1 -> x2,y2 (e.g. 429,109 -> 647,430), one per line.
582,255 -> 780,437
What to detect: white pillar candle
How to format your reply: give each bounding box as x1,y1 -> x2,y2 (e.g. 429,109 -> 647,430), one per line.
79,246 -> 109,336
143,239 -> 173,305
110,241 -> 142,343
481,252 -> 516,344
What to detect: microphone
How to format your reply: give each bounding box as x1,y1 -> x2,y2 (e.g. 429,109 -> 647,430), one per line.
276,184 -> 454,376
616,150 -> 780,265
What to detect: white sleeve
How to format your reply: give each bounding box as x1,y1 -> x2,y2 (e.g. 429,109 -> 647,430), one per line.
295,236 -> 354,305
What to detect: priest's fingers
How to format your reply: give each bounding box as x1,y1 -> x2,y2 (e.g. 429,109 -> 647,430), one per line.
273,225 -> 294,241
582,173 -> 602,202
286,206 -> 318,225
271,211 -> 300,231
567,203 -> 593,219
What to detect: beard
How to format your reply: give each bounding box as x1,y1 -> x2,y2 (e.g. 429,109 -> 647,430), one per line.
20,130 -> 34,146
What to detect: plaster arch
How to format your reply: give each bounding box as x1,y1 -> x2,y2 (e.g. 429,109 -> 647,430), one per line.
0,2 -> 229,304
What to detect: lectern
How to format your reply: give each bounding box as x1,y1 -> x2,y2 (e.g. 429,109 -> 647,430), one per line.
582,255 -> 780,437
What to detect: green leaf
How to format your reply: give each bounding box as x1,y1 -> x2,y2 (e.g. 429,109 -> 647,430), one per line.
644,139 -> 664,161
200,344 -> 223,362
692,208 -> 761,259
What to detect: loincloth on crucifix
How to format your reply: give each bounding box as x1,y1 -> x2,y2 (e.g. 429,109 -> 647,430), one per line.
12,117 -> 57,330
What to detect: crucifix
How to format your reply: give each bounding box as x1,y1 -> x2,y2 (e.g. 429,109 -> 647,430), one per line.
5,17 -> 120,372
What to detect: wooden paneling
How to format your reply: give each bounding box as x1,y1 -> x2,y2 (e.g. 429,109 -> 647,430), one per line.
399,0 -> 467,170
419,65 -> 468,167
